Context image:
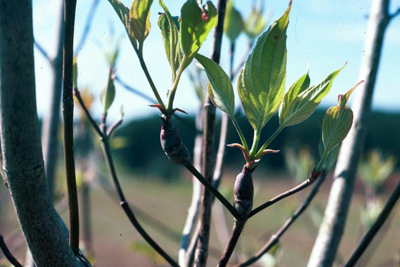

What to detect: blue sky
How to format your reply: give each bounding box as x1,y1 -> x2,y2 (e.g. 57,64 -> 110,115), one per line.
33,0 -> 400,121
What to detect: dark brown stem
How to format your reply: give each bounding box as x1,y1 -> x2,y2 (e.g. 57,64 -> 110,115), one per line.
100,135 -> 179,267
237,171 -> 326,267
218,220 -> 246,267
74,89 -> 103,137
249,170 -> 320,218
62,0 -> 79,255
184,161 -> 239,219
195,1 -> 227,266
344,179 -> 400,267
0,235 -> 23,267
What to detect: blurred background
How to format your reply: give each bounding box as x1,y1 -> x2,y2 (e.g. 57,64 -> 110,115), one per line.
1,0 -> 400,266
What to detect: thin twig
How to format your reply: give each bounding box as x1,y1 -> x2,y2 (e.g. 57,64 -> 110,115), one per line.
33,39 -> 52,62
180,106 -> 204,266
74,89 -> 102,137
390,7 -> 400,19
115,76 -> 157,104
74,0 -> 100,55
344,179 -> 400,267
184,161 -> 239,219
218,220 -> 246,267
106,117 -> 123,137
249,170 -> 320,218
100,134 -> 179,267
195,0 -> 228,265
236,171 -> 326,267
231,42 -> 252,79
62,0 -> 80,255
0,235 -> 23,267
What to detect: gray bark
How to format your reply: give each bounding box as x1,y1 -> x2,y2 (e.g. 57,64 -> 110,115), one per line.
307,0 -> 393,266
0,0 -> 83,266
41,0 -> 64,198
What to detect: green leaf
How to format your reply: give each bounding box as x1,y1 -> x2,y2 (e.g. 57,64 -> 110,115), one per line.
224,0 -> 243,43
195,54 -> 235,116
101,68 -> 116,114
238,2 -> 291,131
244,5 -> 270,41
180,0 -> 218,70
158,1 -> 182,75
73,55 -> 78,89
279,64 -> 345,127
108,0 -> 138,49
322,81 -> 363,153
130,0 -> 153,45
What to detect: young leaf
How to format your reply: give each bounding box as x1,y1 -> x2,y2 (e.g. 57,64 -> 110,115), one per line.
130,0 -> 154,45
107,0 -> 138,49
224,0 -> 243,43
180,0 -> 218,70
238,1 -> 291,131
101,68 -> 117,114
279,64 -> 345,127
195,54 -> 235,116
73,55 -> 78,89
322,81 -> 363,153
244,4 -> 270,41
157,1 -> 181,75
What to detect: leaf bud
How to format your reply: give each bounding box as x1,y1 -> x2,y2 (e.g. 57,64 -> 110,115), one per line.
234,165 -> 255,220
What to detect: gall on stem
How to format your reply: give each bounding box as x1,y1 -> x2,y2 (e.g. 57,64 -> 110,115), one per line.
234,166 -> 255,221
160,114 -> 190,164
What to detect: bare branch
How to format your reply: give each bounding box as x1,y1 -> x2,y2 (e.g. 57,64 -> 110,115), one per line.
390,6 -> 400,19
344,179 -> 400,267
115,76 -> 157,104
33,39 -> 52,63
237,171 -> 326,267
0,235 -> 23,267
74,0 -> 100,56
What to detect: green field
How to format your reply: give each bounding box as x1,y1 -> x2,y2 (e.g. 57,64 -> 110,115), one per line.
1,169 -> 399,266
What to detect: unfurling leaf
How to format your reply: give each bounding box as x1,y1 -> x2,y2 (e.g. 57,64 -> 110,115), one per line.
158,1 -> 182,76
107,0 -> 138,48
279,63 -> 345,127
180,0 -> 218,70
322,81 -> 363,153
224,0 -> 244,42
73,55 -> 78,89
244,2 -> 270,41
195,54 -> 235,116
101,68 -> 117,114
238,1 -> 291,131
130,0 -> 153,45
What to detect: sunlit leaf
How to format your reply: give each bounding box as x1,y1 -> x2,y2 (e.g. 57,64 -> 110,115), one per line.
107,0 -> 138,48
180,0 -> 218,70
158,1 -> 182,75
101,68 -> 116,114
322,81 -> 363,153
238,2 -> 291,131
195,54 -> 235,116
244,4 -> 270,41
130,0 -> 153,44
224,0 -> 243,43
279,64 -> 345,127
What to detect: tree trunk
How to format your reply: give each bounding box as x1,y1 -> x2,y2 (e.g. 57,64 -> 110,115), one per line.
307,0 -> 393,266
0,1 -> 83,266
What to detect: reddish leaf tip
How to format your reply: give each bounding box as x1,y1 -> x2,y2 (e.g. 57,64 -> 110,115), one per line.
338,94 -> 344,102
201,12 -> 208,21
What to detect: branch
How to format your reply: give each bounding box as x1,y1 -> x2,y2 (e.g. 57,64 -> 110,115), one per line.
236,171 -> 326,267
33,39 -> 52,63
74,0 -> 99,56
62,0 -> 80,255
218,220 -> 246,267
195,0 -> 228,265
390,6 -> 400,19
75,95 -> 178,266
184,161 -> 239,219
249,169 -> 320,218
115,76 -> 157,104
100,134 -> 179,267
344,179 -> 400,267
0,235 -> 23,267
